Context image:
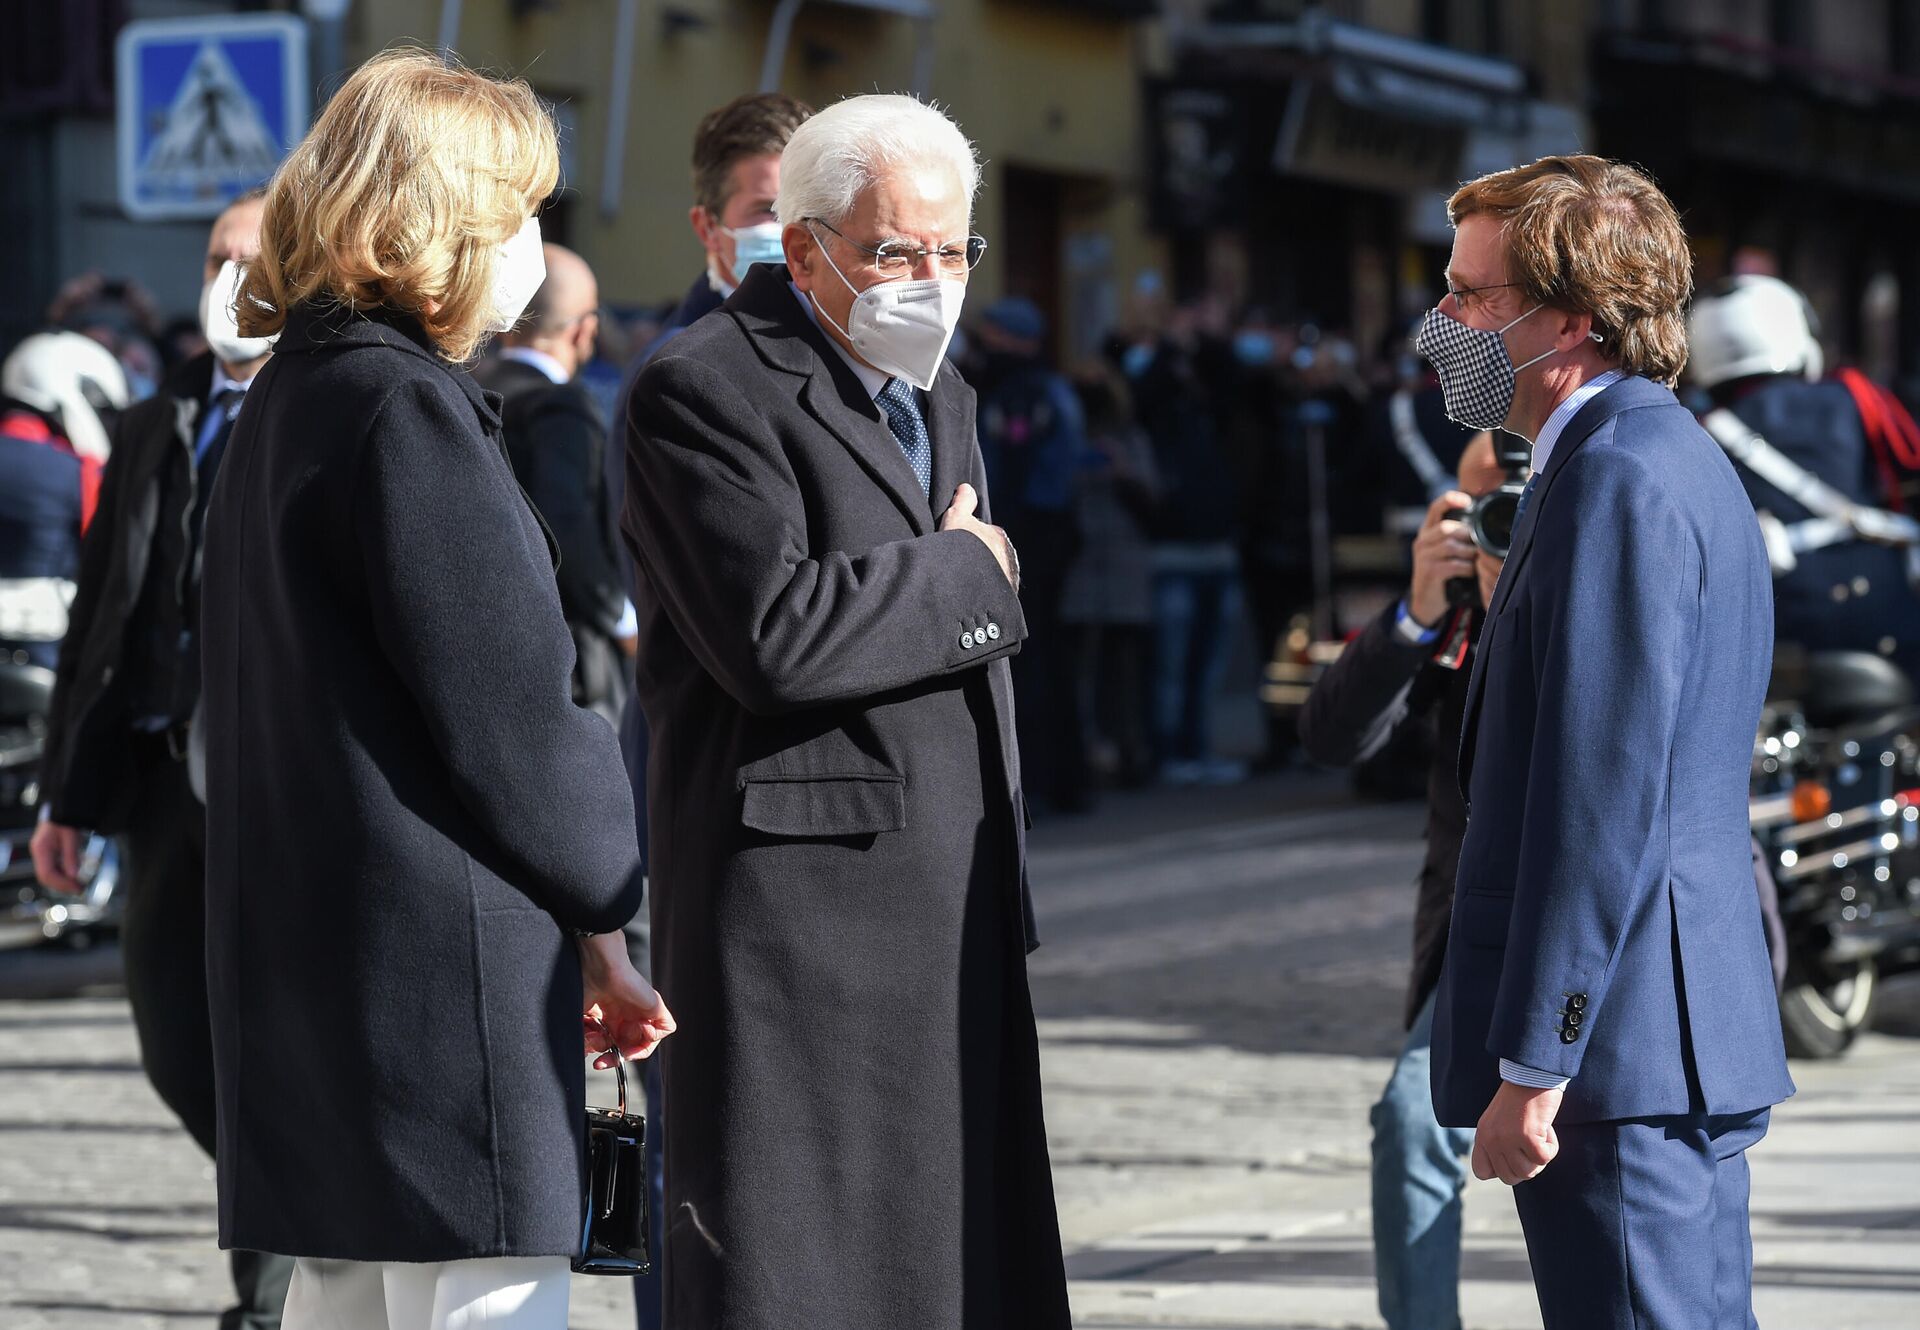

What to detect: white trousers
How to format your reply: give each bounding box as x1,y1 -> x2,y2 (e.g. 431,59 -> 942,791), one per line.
282,1256 -> 571,1330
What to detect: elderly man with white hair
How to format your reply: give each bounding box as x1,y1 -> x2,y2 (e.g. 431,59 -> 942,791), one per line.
622,95 -> 1070,1327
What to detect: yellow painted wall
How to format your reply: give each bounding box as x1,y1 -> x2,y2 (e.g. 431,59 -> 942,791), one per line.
344,0 -> 1162,344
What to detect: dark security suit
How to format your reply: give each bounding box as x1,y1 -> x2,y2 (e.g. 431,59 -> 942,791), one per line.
38,351 -> 293,1328
622,265 -> 1070,1329
470,353 -> 632,721
1433,376 -> 1794,1329
199,304 -> 644,1261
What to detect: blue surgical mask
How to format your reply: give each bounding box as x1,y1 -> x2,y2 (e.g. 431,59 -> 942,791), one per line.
714,222 -> 786,293
1233,330 -> 1275,367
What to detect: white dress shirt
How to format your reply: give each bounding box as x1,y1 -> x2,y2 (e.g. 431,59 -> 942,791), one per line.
790,282 -> 891,402
496,344 -> 571,387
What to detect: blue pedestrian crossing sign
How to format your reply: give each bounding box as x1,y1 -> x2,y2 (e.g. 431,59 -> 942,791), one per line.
116,14 -> 309,221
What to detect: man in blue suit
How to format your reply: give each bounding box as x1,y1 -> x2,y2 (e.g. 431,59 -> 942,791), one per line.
1422,156 -> 1794,1329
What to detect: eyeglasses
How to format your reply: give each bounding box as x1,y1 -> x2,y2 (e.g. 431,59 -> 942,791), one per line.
807,218 -> 988,277
1444,280 -> 1524,315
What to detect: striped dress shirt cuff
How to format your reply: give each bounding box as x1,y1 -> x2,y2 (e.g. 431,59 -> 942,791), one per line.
1499,1058 -> 1572,1092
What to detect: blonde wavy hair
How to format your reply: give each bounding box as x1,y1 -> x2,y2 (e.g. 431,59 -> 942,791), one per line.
238,48 -> 558,363
1449,155 -> 1693,387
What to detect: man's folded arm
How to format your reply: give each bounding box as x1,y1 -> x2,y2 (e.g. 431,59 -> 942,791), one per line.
624,353 -> 1025,717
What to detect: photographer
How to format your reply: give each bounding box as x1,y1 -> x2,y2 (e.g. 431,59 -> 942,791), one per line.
1298,432 -> 1504,1330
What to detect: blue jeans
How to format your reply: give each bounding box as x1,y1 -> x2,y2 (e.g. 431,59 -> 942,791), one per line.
1151,565 -> 1239,764
1371,992 -> 1475,1330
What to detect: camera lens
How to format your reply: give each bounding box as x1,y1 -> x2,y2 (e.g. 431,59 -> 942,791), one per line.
1467,487 -> 1522,560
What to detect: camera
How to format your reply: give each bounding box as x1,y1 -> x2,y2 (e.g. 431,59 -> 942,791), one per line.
1445,433 -> 1531,608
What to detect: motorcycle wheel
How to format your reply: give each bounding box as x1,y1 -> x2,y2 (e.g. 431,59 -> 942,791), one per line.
1779,959 -> 1879,1059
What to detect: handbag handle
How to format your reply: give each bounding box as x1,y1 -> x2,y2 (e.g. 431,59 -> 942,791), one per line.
592,1017 -> 630,1118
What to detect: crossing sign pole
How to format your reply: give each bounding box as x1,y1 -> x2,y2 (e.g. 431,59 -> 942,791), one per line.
116,14 -> 310,222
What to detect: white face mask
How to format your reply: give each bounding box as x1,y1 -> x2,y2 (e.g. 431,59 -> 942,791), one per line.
808,224 -> 966,392
708,221 -> 786,296
486,215 -> 546,332
199,259 -> 275,366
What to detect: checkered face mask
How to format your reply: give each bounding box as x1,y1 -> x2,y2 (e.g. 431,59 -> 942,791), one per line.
1415,302 -> 1553,430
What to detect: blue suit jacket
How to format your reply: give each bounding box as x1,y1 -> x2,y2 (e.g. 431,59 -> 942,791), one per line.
1431,375 -> 1795,1128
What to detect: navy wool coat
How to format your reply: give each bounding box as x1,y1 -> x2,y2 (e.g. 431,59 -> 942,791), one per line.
198,303 -> 645,1260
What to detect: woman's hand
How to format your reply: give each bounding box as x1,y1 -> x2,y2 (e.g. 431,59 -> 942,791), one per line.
577,932 -> 676,1068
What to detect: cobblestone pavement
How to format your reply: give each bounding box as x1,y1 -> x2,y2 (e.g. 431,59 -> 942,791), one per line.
2,773 -> 1917,1328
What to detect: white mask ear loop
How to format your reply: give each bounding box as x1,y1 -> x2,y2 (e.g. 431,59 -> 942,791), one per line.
805,223 -> 863,343
1513,323 -> 1607,374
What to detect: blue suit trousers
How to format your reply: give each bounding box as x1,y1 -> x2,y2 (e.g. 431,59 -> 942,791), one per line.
1512,1109 -> 1769,1330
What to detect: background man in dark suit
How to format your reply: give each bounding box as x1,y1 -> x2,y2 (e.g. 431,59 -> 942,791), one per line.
31,192 -> 293,1330
637,92 -> 813,364
623,93 -> 1070,1329
608,93 -> 811,1330
1423,156 -> 1794,1329
472,244 -> 633,724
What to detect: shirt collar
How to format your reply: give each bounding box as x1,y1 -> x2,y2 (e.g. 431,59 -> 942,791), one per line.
209,367 -> 255,405
789,281 -> 890,401
1527,368 -> 1628,475
497,345 -> 571,386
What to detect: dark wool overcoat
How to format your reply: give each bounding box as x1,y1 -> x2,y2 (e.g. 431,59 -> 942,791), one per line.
198,303 -> 645,1261
622,265 -> 1071,1329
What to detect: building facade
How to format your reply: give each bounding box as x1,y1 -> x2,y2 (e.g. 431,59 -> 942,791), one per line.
5,0 -> 1920,378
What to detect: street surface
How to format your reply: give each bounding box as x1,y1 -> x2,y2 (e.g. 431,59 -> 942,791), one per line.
0,772 -> 1915,1327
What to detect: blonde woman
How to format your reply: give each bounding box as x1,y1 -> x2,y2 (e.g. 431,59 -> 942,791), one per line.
198,50 -> 671,1329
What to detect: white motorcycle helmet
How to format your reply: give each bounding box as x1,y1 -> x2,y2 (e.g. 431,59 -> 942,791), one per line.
1687,274 -> 1823,391
1,330 -> 130,462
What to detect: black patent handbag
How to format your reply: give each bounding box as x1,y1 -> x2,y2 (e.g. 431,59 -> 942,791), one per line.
575,1036 -> 652,1276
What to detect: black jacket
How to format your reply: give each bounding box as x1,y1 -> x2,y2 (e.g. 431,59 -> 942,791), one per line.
198,303 -> 645,1261
470,355 -> 630,716
1299,600 -> 1476,1029
42,352 -> 217,831
623,264 -> 1068,1329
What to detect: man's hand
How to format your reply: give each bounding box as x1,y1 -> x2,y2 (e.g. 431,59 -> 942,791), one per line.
1408,490 -> 1480,627
1472,1081 -> 1563,1185
577,932 -> 676,1068
939,483 -> 1020,593
30,821 -> 88,896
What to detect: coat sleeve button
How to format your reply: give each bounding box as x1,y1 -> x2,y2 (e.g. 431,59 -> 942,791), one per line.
1561,1028 -> 1580,1043
1568,993 -> 1587,1011
986,622 -> 1001,641
960,631 -> 976,650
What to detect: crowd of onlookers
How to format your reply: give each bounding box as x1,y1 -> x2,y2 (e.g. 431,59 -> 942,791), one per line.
948,284 -> 1472,815
2,257 -> 1471,821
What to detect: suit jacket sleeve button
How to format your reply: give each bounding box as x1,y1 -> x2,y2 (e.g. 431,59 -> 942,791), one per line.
960,631 -> 976,649
1561,1027 -> 1580,1043
1568,993 -> 1587,1011
986,622 -> 1000,640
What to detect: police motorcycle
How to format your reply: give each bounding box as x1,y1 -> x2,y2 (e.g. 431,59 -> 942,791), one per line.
0,332 -> 127,949
1692,275 -> 1920,1057
0,638 -> 120,951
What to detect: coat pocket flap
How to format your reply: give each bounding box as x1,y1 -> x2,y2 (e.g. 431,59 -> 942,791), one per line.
1457,890 -> 1514,950
740,774 -> 907,838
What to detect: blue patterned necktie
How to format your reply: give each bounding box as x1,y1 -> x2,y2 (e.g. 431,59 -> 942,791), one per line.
1512,472 -> 1540,529
876,378 -> 933,499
